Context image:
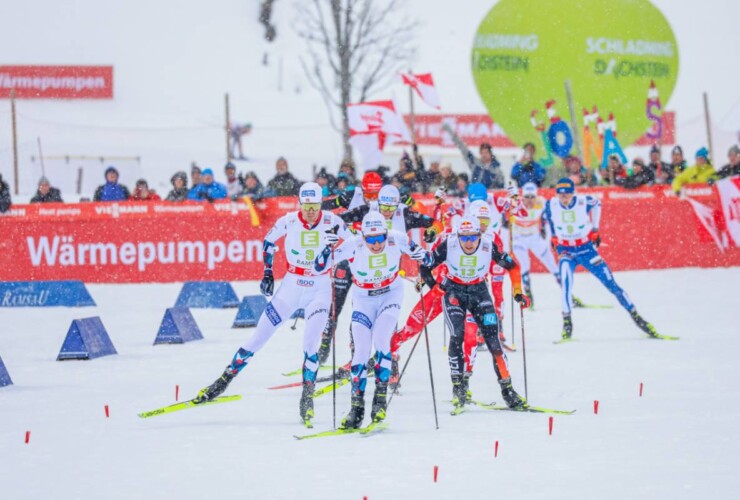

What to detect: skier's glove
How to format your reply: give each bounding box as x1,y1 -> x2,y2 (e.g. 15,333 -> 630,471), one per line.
260,269 -> 274,296
589,230 -> 601,248
423,226 -> 438,243
322,231 -> 340,247
408,245 -> 428,262
434,187 -> 447,205
506,184 -> 519,198
550,236 -> 559,251
400,193 -> 415,207
414,277 -> 425,293
514,293 -> 531,309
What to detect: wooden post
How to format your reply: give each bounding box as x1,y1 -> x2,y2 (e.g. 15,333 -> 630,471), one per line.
703,92 -> 714,159
408,72 -> 417,144
225,93 -> 232,162
564,80 -> 582,160
11,89 -> 19,195
37,137 -> 46,178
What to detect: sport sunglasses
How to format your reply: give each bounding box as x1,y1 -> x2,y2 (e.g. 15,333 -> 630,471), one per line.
301,203 -> 321,211
459,234 -> 480,243
364,234 -> 388,245
379,204 -> 397,212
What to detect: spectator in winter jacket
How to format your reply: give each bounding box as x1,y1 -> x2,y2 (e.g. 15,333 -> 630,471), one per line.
564,156 -> 594,186
266,157 -> 301,197
315,167 -> 337,197
648,145 -> 672,185
93,166 -> 130,202
0,173 -> 11,213
30,176 -> 63,203
191,164 -> 202,187
166,171 -> 189,201
604,154 -> 627,184
451,172 -> 469,198
716,145 -> 740,180
242,171 -> 265,200
615,158 -> 655,189
224,162 -> 243,199
338,159 -> 357,186
188,168 -> 228,202
393,152 -> 419,192
435,163 -> 458,194
668,145 -> 688,181
418,155 -> 442,193
672,147 -> 718,194
511,143 -> 546,187
445,123 -> 505,189
132,179 -> 161,201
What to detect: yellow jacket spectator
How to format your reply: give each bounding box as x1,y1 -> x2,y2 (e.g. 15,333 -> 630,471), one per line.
672,147 -> 717,194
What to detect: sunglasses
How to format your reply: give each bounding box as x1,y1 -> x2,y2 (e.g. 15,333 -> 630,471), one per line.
364,234 -> 387,245
523,195 -> 536,199
301,203 -> 321,211
379,204 -> 397,212
477,217 -> 491,226
459,234 -> 480,243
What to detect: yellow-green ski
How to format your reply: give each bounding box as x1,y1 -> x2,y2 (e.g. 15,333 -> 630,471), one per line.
138,395 -> 242,419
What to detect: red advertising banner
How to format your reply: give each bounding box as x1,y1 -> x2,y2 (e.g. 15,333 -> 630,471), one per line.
404,113 -> 675,148
0,186 -> 738,283
0,65 -> 113,99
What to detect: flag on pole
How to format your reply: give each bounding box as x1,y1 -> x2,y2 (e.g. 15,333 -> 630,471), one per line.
400,73 -> 441,110
347,100 -> 411,171
687,197 -> 729,251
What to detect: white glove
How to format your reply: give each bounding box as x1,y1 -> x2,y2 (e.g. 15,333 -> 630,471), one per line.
408,246 -> 427,262
322,232 -> 339,246
434,187 -> 447,202
506,184 -> 518,198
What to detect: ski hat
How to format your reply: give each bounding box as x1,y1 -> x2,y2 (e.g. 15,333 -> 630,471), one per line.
672,145 -> 683,156
522,182 -> 538,197
555,178 -> 575,194
729,145 -> 740,156
224,162 -> 236,172
457,215 -> 481,235
104,166 -> 119,178
171,171 -> 187,187
361,211 -> 388,236
202,168 -> 214,177
468,182 -> 487,202
378,185 -> 400,207
467,200 -> 490,220
298,182 -> 322,204
695,147 -> 709,159
650,144 -> 661,154
361,171 -> 383,195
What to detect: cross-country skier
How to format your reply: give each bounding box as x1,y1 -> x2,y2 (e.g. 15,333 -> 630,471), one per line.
315,171 -> 384,366
316,183 -> 443,365
543,178 -> 667,341
314,211 -> 432,428
421,215 -> 530,412
193,182 -> 351,427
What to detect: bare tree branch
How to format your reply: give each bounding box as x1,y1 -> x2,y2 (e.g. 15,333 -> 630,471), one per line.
295,0 -> 418,159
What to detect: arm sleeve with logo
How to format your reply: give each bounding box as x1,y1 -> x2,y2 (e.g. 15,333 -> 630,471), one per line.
420,240 -> 447,289
585,196 -> 601,231
262,214 -> 288,269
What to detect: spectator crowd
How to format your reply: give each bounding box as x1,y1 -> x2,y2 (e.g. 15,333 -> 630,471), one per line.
1,140 -> 739,213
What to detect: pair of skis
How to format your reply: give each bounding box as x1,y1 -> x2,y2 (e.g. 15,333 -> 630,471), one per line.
452,399 -> 576,416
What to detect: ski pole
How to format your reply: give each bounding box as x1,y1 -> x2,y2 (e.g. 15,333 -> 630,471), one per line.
416,266 -> 440,430
508,211 -> 517,349
519,303 -> 529,401
330,247 -> 337,430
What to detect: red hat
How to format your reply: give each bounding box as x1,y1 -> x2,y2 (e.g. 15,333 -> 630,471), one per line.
361,171 -> 383,199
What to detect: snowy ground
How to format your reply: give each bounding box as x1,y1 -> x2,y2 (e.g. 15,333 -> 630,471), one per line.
1,267 -> 739,499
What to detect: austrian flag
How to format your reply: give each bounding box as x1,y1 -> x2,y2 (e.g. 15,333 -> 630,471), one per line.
401,72 -> 441,110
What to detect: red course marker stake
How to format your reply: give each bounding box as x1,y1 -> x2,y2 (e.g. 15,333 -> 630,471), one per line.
548,416 -> 554,435
433,465 -> 439,482
104,405 -> 110,418
494,440 -> 499,458
639,382 -> 644,397
25,431 -> 30,444
594,400 -> 599,414
176,385 -> 180,402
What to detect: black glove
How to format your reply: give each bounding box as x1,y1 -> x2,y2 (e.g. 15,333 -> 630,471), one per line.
423,227 -> 438,243
400,193 -> 414,207
514,293 -> 531,309
237,173 -> 245,188
260,269 -> 274,296
540,227 -> 547,239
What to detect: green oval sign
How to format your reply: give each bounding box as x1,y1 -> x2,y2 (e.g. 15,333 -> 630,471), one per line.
472,0 -> 679,149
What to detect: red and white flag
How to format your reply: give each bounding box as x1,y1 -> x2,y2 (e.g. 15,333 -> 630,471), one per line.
347,100 -> 411,171
400,72 -> 441,110
687,197 -> 729,252
716,177 -> 740,247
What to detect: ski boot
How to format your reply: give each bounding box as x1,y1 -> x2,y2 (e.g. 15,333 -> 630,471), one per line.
340,394 -> 365,430
299,382 -> 315,428
561,314 -> 573,340
370,381 -> 388,423
335,364 -> 351,380
194,369 -> 236,404
630,310 -> 658,337
389,353 -> 401,394
451,376 -> 468,413
499,377 -> 526,409
317,338 -> 331,366
462,372 -> 473,402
